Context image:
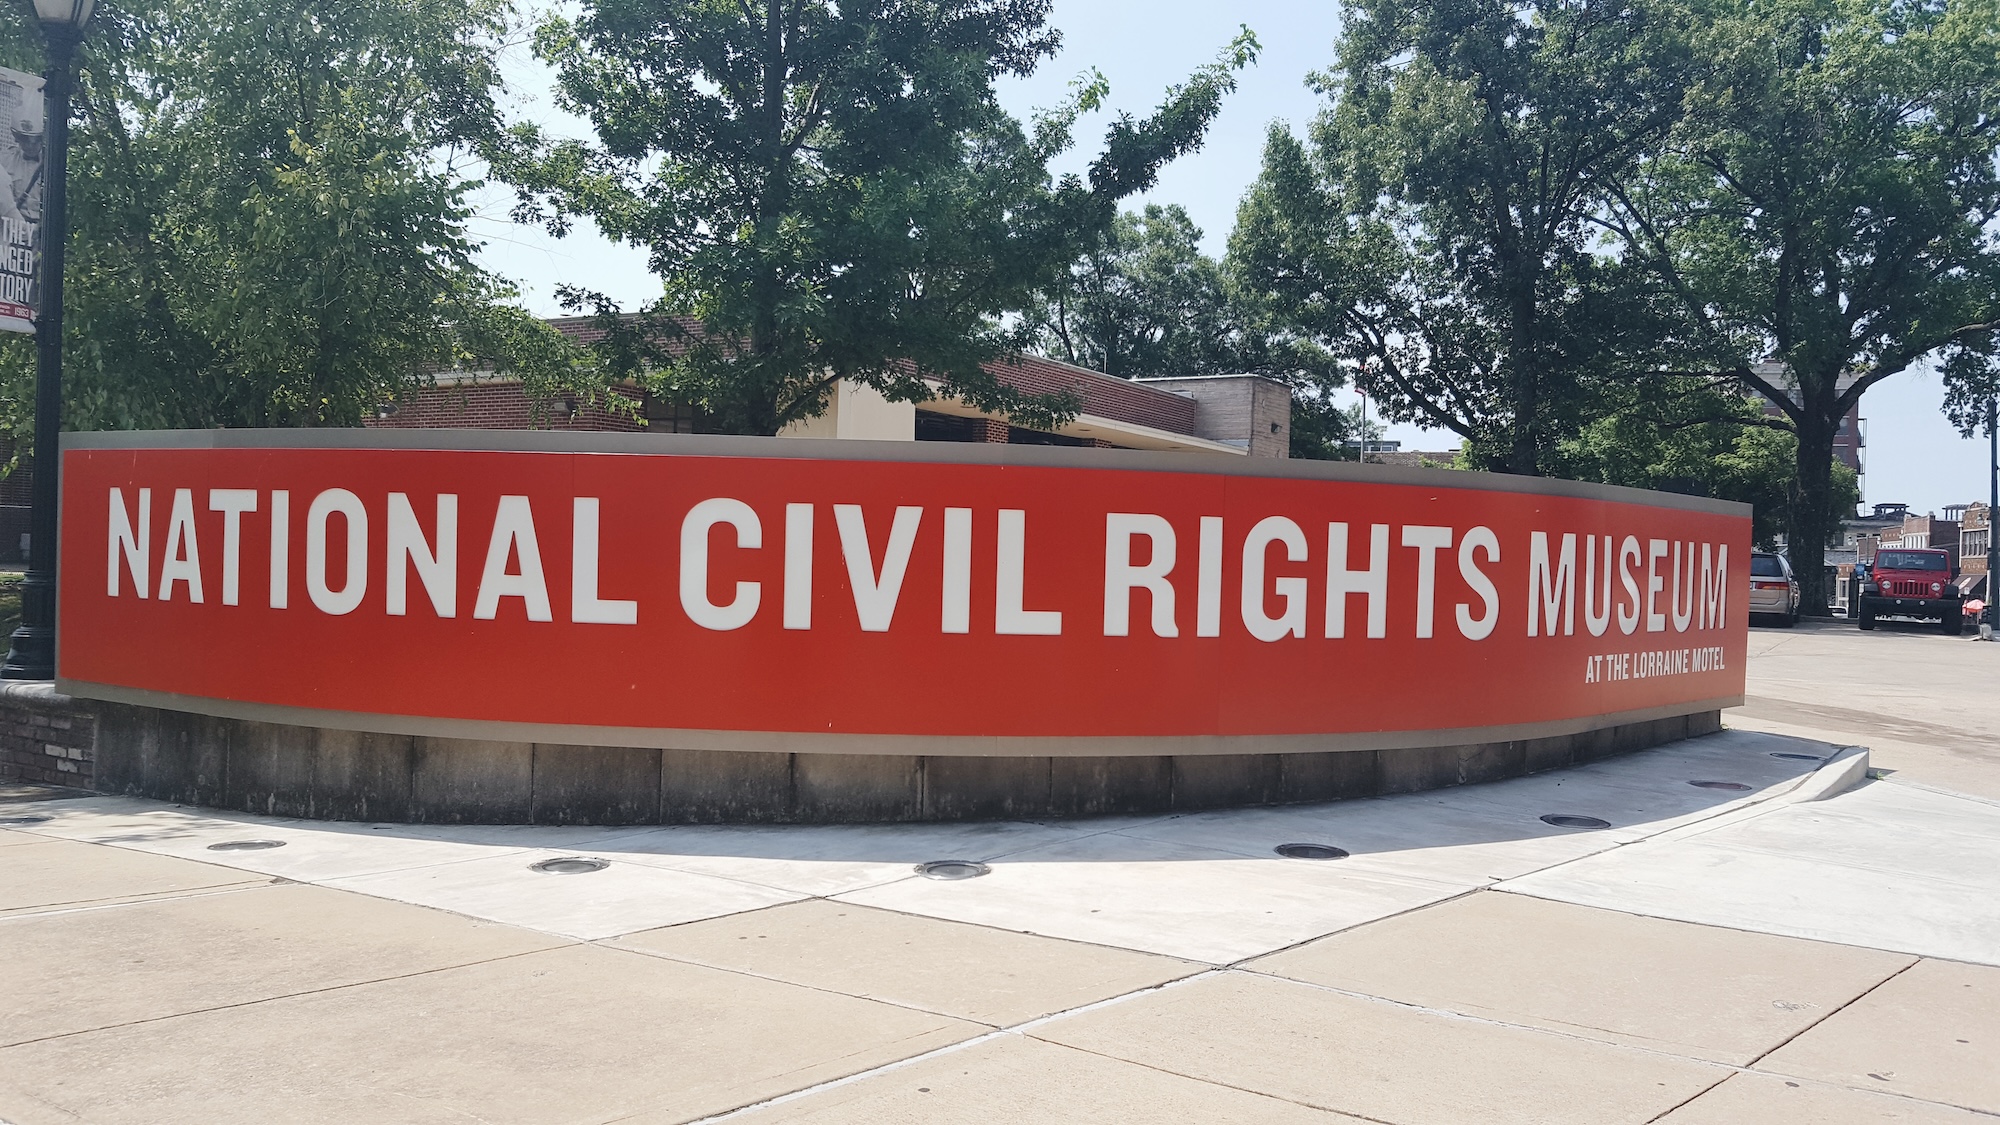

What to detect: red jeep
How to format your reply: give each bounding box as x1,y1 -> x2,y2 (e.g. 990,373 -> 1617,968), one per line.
1858,548 -> 1965,635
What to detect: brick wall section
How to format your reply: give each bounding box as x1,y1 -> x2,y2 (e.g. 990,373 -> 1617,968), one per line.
983,354 -> 1197,434
366,382 -> 645,432
0,683 -> 96,789
541,316 -> 1201,437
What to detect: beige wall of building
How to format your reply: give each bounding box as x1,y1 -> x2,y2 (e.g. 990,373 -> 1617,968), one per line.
1135,375 -> 1292,458
776,380 -> 916,442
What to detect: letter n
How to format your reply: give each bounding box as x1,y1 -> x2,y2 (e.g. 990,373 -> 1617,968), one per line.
108,488 -> 151,598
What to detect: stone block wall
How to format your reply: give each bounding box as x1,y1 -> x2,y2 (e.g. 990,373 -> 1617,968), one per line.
0,685 -> 1724,824
0,682 -> 97,788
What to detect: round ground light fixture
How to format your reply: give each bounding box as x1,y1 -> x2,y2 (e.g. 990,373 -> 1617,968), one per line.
1770,752 -> 1824,762
530,856 -> 609,875
206,839 -> 287,851
1689,780 -> 1753,791
915,860 -> 990,881
1274,843 -> 1350,860
1539,814 -> 1612,830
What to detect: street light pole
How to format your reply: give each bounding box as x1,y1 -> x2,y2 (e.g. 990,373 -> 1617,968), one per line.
2,0 -> 92,681
1988,394 -> 1997,630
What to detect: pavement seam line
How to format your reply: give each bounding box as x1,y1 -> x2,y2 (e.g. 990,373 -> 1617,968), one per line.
0,879 -> 274,922
1485,885 -> 1967,967
1740,957 -> 1920,1070
589,935 -> 1023,1027
1236,963 -> 1999,1119
1879,776 -> 2000,810
0,944 -> 563,1051
810,892 -> 1244,964
1228,967 -> 1748,1067
653,969 -> 1231,1124
1021,1038 -> 1407,1125
1637,1071 -> 1735,1124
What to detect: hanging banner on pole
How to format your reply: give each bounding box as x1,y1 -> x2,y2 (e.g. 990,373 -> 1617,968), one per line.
0,66 -> 44,335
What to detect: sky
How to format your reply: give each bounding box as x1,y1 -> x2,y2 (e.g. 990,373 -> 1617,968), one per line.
469,0 -> 1996,517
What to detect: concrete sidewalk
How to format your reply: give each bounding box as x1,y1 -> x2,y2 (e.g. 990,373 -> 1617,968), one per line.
3,623 -> 1997,1124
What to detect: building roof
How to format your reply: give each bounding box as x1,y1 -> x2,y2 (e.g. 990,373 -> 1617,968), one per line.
543,315 -> 1201,438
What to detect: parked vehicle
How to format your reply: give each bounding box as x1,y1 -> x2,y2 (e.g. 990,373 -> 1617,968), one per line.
1748,552 -> 1801,627
1857,548 -> 1965,634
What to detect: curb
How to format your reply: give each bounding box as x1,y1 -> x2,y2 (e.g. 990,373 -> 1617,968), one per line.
1786,745 -> 1871,803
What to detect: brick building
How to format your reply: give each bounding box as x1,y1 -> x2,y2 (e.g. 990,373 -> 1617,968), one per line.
370,317 -> 1294,458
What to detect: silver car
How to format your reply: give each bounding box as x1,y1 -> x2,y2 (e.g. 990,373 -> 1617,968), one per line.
1749,552 -> 1801,626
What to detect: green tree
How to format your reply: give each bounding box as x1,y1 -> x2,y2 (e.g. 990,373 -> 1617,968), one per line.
510,1 -> 1256,435
0,0 -> 584,435
1230,0 -> 1690,476
1030,202 -> 1245,378
1604,0 -> 2000,611
1557,388 -> 1858,550
1027,201 -> 1349,450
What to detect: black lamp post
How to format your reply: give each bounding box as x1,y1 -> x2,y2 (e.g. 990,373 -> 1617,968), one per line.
1987,394 -> 1997,630
1,0 -> 92,682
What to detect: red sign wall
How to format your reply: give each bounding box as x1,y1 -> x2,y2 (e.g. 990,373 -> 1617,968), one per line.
58,439 -> 1749,747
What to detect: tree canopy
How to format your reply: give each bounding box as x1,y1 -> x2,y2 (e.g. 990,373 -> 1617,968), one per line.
0,0 -> 586,436
1231,0 -> 1689,476
1226,0 -> 1999,604
1603,0 -> 2000,608
508,0 -> 1256,435
1028,203 -> 1234,379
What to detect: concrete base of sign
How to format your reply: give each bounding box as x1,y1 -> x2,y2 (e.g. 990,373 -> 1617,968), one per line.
79,699 -> 1723,825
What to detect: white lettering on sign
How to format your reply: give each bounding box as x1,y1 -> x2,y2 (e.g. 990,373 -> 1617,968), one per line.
1456,526 -> 1500,641
1617,536 -> 1642,636
1699,544 -> 1730,629
387,492 -> 457,618
570,497 -> 636,625
1103,513 -> 1177,638
1646,538 -> 1670,632
995,509 -> 1062,635
1529,531 -> 1575,637
1242,515 -> 1307,642
269,490 -> 290,610
1671,542 -> 1696,632
1325,522 -> 1388,640
208,489 -> 258,607
837,504 -> 922,633
1585,534 -> 1613,637
1401,525 -> 1452,639
680,497 -> 760,631
1195,515 -> 1223,638
941,507 -> 972,634
783,503 -> 813,631
158,489 -> 204,603
108,487 -> 151,599
94,486 -> 1738,654
474,496 -> 551,622
307,489 -> 367,616
1585,645 -> 1728,685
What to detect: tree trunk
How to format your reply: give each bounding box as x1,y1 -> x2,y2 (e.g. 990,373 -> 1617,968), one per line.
743,0 -> 789,437
1789,411 -> 1837,615
1504,275 -> 1541,476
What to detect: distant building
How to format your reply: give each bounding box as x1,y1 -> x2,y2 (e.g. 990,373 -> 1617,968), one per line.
371,317 -> 1293,459
1751,361 -> 1866,495
1844,502 -> 1909,561
1366,448 -> 1462,470
1958,503 -> 1990,601
1893,510 -> 1960,562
